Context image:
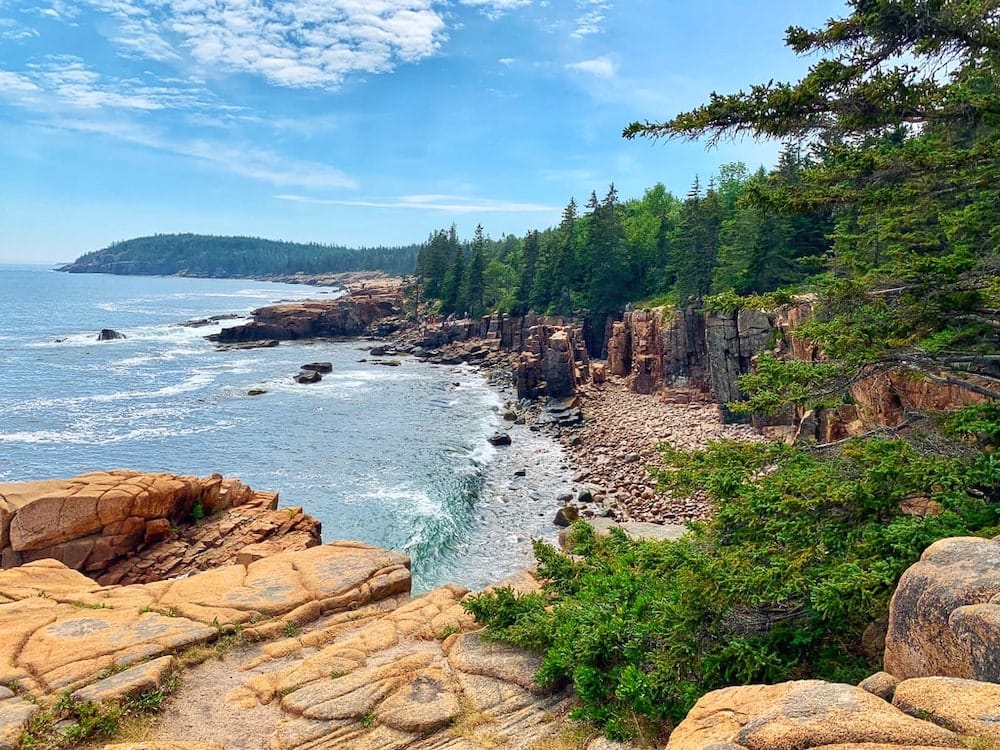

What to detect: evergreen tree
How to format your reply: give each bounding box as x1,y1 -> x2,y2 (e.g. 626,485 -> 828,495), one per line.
517,230 -> 540,313
462,224 -> 487,316
626,0 -> 1000,401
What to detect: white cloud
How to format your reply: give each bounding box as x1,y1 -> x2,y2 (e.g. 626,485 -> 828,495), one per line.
0,17 -> 39,38
565,54 -> 616,79
275,193 -> 556,212
498,57 -> 515,66
78,0 -> 449,88
572,0 -> 610,38
0,69 -> 40,94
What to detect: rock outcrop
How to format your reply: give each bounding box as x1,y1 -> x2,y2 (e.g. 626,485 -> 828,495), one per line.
0,471 -> 321,585
884,535 -> 1000,681
513,322 -> 589,400
97,328 -> 127,341
0,540 -> 573,750
0,542 -> 410,699
604,306 -> 773,419
208,278 -> 404,344
667,680 -> 961,749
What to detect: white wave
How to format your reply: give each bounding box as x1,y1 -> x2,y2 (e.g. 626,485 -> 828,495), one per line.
345,482 -> 449,520
0,420 -> 228,446
11,370 -> 216,411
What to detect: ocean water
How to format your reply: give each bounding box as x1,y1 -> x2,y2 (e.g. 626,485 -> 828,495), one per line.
0,265 -> 568,590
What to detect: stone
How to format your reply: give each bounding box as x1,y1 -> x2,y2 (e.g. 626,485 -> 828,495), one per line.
299,362 -> 333,373
72,656 -> 175,705
144,518 -> 172,546
884,536 -> 1000,681
553,505 -> 579,527
0,692 -> 38,750
488,431 -> 512,446
97,329 -> 127,341
247,389 -> 267,396
447,633 -> 545,693
893,676 -> 1000,741
9,491 -> 102,552
859,671 -> 900,702
293,370 -> 322,384
666,680 -> 960,749
377,669 -> 461,733
103,744 -> 224,749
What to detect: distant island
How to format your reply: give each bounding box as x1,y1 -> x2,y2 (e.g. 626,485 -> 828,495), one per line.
58,233 -> 419,278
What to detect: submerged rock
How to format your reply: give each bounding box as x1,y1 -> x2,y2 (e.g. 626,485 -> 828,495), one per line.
293,370 -> 323,384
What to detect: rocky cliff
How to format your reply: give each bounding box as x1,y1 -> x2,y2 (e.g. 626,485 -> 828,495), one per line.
0,533 -> 573,750
208,278 -> 404,344
0,471 -> 320,585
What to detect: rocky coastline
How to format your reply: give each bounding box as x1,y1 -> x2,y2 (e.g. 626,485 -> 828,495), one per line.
2,275 -> 995,749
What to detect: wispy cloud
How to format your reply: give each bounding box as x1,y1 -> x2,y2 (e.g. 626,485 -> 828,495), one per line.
47,117 -> 358,189
275,193 -> 557,213
460,0 -> 532,21
19,0 -> 80,21
572,0 -> 611,38
498,57 -> 515,66
0,69 -> 41,93
565,54 -> 617,79
0,56 -> 226,113
0,17 -> 39,39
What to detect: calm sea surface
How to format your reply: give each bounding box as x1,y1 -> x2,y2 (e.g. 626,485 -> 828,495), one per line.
0,265 -> 568,590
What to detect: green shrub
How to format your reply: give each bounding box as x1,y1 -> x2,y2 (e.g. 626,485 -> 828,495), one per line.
464,433 -> 1000,739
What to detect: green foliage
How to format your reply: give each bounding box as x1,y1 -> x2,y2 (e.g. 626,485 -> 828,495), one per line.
19,684 -> 173,750
416,165 -> 821,328
464,437 -> 1000,739
945,404 -> 1000,448
731,353 -> 851,415
625,0 -> 999,395
63,233 -> 419,278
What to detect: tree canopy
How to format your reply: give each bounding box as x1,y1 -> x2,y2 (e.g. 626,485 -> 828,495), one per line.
625,0 -> 1000,405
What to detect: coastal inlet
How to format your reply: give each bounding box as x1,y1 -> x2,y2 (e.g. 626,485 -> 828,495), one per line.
0,267 -> 570,591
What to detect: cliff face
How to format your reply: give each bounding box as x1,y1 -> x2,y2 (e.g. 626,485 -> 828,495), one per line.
604,301 -> 990,433
605,306 -> 776,421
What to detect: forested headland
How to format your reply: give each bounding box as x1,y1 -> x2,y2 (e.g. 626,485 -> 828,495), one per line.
59,233 -> 420,278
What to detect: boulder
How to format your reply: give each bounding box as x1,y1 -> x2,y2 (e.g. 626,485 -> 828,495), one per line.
666,680 -> 960,749
300,362 -> 333,374
553,506 -> 579,527
893,676 -> 1000,742
487,432 -> 512,446
884,536 -> 1000,681
293,370 -> 323,384
97,329 -> 126,341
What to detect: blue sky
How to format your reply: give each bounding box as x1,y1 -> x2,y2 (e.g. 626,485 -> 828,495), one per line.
0,0 -> 848,263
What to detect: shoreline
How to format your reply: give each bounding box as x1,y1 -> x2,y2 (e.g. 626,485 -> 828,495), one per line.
502,373 -> 759,525
237,272 -> 761,530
